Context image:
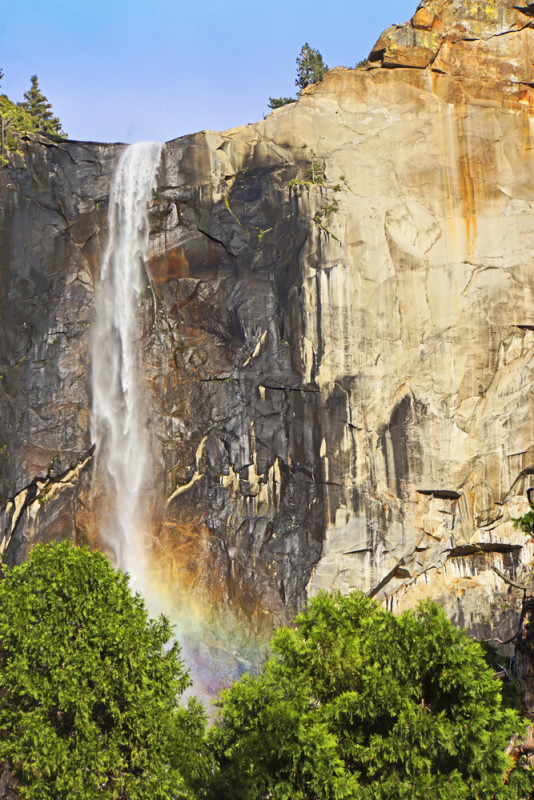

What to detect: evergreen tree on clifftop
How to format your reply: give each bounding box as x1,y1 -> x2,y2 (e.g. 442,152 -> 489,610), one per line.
268,42 -> 328,111
22,74 -> 66,137
295,42 -> 328,93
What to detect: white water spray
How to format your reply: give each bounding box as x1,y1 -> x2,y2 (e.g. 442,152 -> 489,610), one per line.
91,142 -> 163,587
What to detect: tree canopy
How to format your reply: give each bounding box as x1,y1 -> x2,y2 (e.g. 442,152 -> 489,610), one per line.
207,591 -> 533,800
0,541 -> 200,800
1,545 -> 532,799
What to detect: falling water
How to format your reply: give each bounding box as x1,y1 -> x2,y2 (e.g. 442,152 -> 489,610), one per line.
91,142 -> 163,589
91,142 -> 267,699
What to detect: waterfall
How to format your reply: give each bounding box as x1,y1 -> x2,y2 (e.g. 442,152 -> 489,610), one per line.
91,142 -> 264,699
91,142 -> 163,588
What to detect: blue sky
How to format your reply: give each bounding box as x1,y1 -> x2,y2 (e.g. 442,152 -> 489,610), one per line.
1,0 -> 418,144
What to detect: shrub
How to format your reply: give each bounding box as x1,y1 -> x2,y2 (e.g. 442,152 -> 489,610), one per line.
207,591 -> 533,799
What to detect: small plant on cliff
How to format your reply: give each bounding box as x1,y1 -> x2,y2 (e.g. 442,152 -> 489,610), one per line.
267,97 -> 296,109
0,541 -> 202,800
313,201 -> 339,239
206,591 -> 533,799
305,149 -> 325,184
513,501 -> 534,537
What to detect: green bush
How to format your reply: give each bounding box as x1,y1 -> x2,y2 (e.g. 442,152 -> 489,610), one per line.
267,97 -> 296,109
207,591 -> 533,799
513,502 -> 534,536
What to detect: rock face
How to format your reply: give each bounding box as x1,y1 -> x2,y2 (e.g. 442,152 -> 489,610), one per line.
3,0 -> 534,669
0,137 -> 119,559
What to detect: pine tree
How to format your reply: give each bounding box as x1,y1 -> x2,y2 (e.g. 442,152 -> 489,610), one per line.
295,43 -> 328,94
267,44 -> 326,111
21,74 -> 65,137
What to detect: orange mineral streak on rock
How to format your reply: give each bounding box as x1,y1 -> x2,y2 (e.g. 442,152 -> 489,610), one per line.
146,238 -> 221,284
146,246 -> 190,282
147,521 -> 217,600
312,2 -> 534,265
454,108 -> 479,261
433,29 -> 534,86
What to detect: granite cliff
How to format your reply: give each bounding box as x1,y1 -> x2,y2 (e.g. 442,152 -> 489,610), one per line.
2,0 -> 534,696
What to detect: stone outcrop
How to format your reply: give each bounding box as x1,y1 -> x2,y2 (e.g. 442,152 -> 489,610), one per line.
2,0 -> 534,679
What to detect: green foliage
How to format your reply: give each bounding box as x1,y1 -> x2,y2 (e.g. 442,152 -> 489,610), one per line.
288,178 -> 304,195
287,151 -> 325,195
170,697 -> 211,797
479,640 -> 524,712
267,43 -> 327,110
0,541 -> 198,800
296,43 -> 328,93
314,201 -> 339,238
224,193 -> 244,228
513,502 -> 534,536
22,75 -> 66,137
207,591 -> 532,799
0,72 -> 66,165
0,94 -> 38,164
267,97 -> 296,109
305,149 -> 325,184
